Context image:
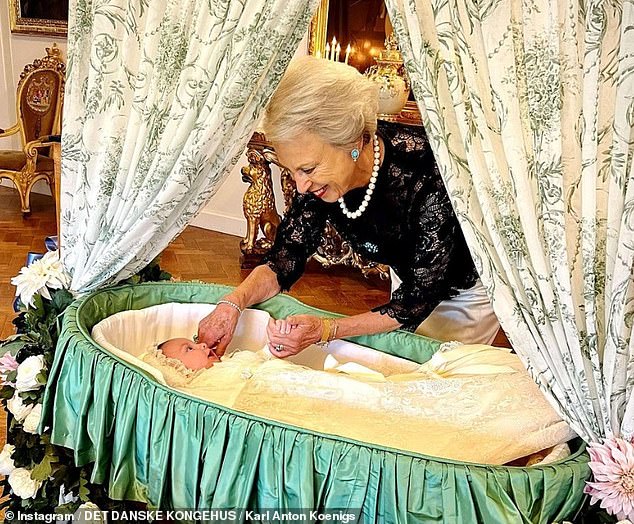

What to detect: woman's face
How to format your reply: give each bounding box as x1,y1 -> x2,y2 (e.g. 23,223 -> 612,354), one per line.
273,132 -> 358,202
160,338 -> 220,370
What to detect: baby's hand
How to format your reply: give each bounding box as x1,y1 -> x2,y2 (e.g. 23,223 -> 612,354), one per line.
269,317 -> 297,335
266,314 -> 323,358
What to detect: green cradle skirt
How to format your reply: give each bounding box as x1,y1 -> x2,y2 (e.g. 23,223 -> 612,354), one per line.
41,282 -> 590,523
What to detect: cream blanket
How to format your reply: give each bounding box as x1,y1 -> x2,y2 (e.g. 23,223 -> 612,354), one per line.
92,304 -> 575,464
141,344 -> 575,464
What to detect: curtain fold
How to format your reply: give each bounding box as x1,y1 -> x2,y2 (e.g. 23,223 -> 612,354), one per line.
61,0 -> 318,292
384,0 -> 634,441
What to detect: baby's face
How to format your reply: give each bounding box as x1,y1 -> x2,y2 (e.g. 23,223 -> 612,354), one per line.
159,338 -> 220,370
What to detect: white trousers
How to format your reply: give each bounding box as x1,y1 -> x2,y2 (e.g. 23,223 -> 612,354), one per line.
390,269 -> 500,345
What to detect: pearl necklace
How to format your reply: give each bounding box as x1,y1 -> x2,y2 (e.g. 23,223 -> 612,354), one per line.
338,134 -> 380,219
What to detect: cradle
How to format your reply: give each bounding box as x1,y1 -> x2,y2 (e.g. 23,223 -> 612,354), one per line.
90,302 -> 576,465
41,282 -> 590,523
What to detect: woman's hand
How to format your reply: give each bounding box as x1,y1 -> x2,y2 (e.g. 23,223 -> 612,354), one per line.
266,314 -> 322,358
197,303 -> 241,357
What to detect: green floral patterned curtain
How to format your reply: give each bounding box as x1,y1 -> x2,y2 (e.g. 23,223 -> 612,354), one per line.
61,0 -> 318,292
385,0 -> 634,442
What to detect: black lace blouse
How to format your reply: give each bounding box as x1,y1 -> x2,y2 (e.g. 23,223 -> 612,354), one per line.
263,121 -> 478,331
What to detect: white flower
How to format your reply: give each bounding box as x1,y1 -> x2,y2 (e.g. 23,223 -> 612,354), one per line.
74,502 -> 105,524
15,355 -> 45,392
22,404 -> 42,434
7,393 -> 33,422
0,444 -> 16,476
8,467 -> 41,499
11,251 -> 70,308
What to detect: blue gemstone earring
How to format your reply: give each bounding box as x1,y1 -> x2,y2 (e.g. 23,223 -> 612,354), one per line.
350,148 -> 360,162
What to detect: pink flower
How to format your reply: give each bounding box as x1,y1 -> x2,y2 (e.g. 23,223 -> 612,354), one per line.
0,353 -> 19,386
585,437 -> 634,520
0,353 -> 19,373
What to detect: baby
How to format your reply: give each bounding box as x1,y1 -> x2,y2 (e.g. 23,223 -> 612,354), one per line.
158,318 -> 298,371
158,338 -> 220,370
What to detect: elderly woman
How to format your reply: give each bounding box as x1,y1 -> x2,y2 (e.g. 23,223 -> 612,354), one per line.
198,56 -> 499,358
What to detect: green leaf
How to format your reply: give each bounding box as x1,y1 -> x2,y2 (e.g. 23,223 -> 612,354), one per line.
36,371 -> 48,385
51,289 -> 74,314
20,390 -> 42,402
56,500 -> 81,514
31,454 -> 57,482
78,476 -> 90,502
31,294 -> 46,315
0,339 -> 27,357
0,386 -> 15,399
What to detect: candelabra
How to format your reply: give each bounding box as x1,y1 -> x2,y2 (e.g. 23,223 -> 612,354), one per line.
319,36 -> 352,65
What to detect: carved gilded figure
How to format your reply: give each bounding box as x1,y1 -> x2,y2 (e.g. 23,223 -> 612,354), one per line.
240,149 -> 281,255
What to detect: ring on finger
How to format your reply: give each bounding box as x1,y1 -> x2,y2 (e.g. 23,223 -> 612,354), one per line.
274,344 -> 284,352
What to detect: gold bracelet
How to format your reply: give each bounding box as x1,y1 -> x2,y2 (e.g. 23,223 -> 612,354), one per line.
329,319 -> 339,342
319,318 -> 332,344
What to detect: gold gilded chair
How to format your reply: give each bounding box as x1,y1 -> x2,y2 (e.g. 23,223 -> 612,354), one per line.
0,44 -> 65,214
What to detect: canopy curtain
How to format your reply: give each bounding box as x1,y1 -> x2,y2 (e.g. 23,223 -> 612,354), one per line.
384,0 -> 634,442
61,0 -> 319,293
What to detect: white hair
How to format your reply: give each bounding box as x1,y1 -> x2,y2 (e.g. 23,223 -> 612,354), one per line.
262,55 -> 379,148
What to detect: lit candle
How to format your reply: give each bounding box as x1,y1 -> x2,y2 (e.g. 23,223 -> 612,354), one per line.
325,43 -> 330,60
335,43 -> 341,62
344,44 -> 351,65
331,37 -> 337,60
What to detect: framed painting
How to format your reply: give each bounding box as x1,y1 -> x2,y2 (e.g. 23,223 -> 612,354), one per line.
8,0 -> 68,36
